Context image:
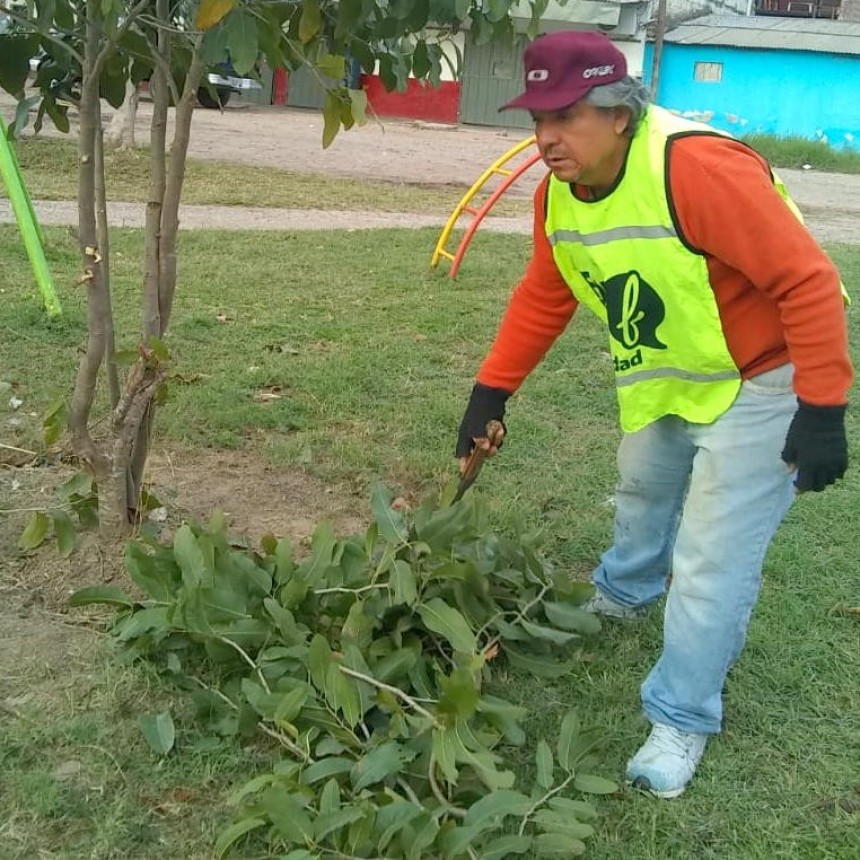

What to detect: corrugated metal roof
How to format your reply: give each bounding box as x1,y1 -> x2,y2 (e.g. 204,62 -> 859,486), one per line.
664,13 -> 860,56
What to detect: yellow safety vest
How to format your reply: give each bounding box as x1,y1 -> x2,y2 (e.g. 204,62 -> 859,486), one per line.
545,105 -> 810,433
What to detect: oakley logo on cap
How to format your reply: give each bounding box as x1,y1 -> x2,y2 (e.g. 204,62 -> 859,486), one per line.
582,64 -> 616,79
527,69 -> 550,82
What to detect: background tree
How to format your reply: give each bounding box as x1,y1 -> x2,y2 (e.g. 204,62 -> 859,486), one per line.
0,0 -> 552,535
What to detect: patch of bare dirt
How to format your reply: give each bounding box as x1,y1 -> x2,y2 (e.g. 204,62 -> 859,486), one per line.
146,447 -> 369,544
0,448 -> 370,624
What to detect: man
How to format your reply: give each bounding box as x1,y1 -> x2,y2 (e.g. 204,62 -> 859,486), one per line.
456,30 -> 852,799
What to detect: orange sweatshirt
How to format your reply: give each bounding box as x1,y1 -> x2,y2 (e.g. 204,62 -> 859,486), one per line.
477,134 -> 853,407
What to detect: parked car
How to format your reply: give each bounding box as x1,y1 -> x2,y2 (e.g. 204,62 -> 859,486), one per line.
198,61 -> 262,109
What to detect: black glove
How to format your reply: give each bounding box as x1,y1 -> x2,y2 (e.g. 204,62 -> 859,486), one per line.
781,400 -> 848,492
456,383 -> 510,458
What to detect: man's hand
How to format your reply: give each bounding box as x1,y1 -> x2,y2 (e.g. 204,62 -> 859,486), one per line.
456,383 -> 510,466
781,400 -> 848,492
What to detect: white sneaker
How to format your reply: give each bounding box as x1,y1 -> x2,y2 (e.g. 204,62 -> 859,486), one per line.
626,723 -> 708,799
581,589 -> 647,621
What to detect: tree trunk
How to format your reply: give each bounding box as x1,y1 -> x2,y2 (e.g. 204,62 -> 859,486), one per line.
650,0 -> 667,102
104,79 -> 140,150
70,0 -> 118,527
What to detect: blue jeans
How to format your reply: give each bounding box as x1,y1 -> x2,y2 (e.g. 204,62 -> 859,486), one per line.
593,364 -> 798,734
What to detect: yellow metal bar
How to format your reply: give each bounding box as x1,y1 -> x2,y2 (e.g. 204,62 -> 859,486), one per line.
430,136 -> 536,270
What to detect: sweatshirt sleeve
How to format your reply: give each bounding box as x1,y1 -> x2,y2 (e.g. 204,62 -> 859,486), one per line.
476,175 -> 578,393
667,135 -> 853,406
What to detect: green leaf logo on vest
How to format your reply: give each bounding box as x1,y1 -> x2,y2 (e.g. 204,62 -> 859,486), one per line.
587,270 -> 667,371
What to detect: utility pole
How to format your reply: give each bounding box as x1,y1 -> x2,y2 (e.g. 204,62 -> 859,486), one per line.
650,0 -> 667,101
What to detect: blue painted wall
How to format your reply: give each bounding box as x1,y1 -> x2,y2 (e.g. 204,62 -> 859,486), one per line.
643,42 -> 860,149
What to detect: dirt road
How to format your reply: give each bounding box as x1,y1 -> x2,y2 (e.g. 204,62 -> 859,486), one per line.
2,94 -> 858,242
182,101 -> 859,245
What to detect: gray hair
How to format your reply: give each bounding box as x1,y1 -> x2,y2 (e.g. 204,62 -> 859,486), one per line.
583,76 -> 651,136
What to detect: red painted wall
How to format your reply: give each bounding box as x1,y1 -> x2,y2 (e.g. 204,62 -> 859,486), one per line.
361,76 -> 460,124
272,68 -> 288,106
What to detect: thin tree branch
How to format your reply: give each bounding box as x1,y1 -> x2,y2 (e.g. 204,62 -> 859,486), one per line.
93,105 -> 120,407
90,0 -> 152,81
337,666 -> 441,728
428,752 -> 467,819
517,773 -> 576,837
157,32 -> 205,332
0,443 -> 37,456
188,676 -> 312,762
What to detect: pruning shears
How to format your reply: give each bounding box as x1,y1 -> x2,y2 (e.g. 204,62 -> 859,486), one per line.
452,419 -> 505,503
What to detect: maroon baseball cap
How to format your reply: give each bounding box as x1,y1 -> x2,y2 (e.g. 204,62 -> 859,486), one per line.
501,31 -> 627,112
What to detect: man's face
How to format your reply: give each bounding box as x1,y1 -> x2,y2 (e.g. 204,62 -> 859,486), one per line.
531,100 -> 630,188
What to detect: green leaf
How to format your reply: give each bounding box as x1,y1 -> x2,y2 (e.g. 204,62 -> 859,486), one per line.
51,511 -> 78,558
350,741 -> 415,791
260,787 -> 314,843
214,817 -> 266,859
68,585 -> 134,608
319,778 -> 340,815
18,511 -> 50,551
463,789 -> 531,828
547,797 -> 598,821
274,537 -> 295,583
301,756 -> 354,785
314,806 -> 367,842
504,645 -> 572,678
114,606 -> 169,642
416,501 -> 470,550
138,712 -> 176,756
481,834 -> 533,859
520,618 -> 580,645
535,739 -> 554,790
406,812 -> 439,860
391,560 -> 417,607
533,810 -> 595,840
316,54 -> 345,81
478,694 -> 527,745
326,662 -> 362,726
412,40 -> 430,79
573,773 -> 619,795
58,472 -> 93,501
438,823 -> 490,858
556,711 -> 580,773
298,0 -> 322,42
454,0 -> 471,20
375,800 -> 423,852
224,8 -> 258,76
371,481 -> 409,545
0,35 -> 40,96
124,543 -> 175,601
551,579 -> 596,606
42,396 -> 68,445
543,601 -> 602,635
432,727 -> 459,784
274,686 -> 309,725
535,833 -> 586,856
373,647 -> 418,683
174,524 -> 212,588
437,667 -> 479,720
348,87 -> 368,125
418,598 -> 476,654
298,520 -> 336,585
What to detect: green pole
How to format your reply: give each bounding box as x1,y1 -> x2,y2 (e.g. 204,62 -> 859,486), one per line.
0,113 -> 62,316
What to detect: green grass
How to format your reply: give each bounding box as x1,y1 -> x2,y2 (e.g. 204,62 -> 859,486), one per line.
1,136 -> 532,215
741,134 -> 860,173
1,227 -> 858,858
